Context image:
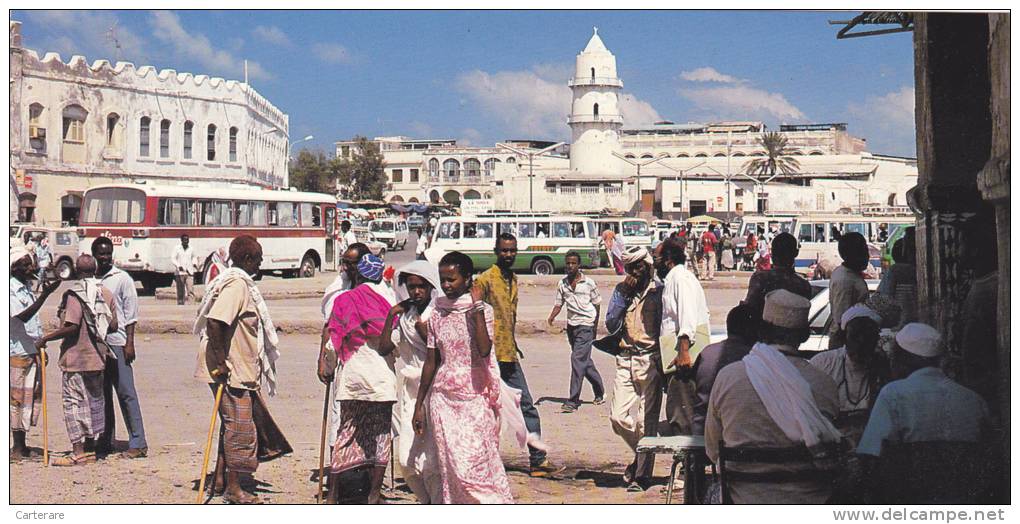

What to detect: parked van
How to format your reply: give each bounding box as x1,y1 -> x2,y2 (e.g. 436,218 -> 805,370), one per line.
792,213 -> 914,274
9,225 -> 80,279
424,213 -> 600,274
369,218 -> 410,250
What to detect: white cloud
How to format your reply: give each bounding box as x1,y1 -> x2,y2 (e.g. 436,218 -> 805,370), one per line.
23,11 -> 148,63
459,128 -> 483,146
847,86 -> 916,155
252,25 -> 292,47
456,65 -> 662,140
619,94 -> 661,126
679,67 -> 744,84
679,85 -> 807,122
407,121 -> 434,138
312,43 -> 352,65
149,11 -> 272,81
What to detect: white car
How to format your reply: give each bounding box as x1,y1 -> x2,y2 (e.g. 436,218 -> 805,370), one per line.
708,279 -> 881,353
369,218 -> 410,250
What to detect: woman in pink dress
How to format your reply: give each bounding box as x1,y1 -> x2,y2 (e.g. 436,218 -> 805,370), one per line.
412,251 -> 514,504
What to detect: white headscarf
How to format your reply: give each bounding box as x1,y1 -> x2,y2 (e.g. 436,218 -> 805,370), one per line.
10,247 -> 30,269
393,260 -> 441,303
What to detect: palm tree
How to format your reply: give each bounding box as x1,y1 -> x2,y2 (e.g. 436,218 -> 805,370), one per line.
742,131 -> 801,184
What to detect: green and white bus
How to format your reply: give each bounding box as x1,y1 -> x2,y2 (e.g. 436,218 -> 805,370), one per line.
423,212 -> 601,275
591,217 -> 654,266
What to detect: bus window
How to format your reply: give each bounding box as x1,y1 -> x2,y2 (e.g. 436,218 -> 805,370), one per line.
799,223 -> 814,243
235,201 -> 251,226
83,187 -> 146,224
299,203 -> 314,227
829,224 -> 841,242
250,202 -> 267,226
844,222 -> 867,237
571,222 -> 585,238
160,198 -> 193,226
475,223 -> 493,238
535,222 -> 550,238
585,221 -> 596,239
268,203 -> 278,226
200,200 -> 232,226
622,220 -> 648,236
277,202 -> 298,227
437,222 -> 460,239
553,222 -> 571,238
518,223 -> 535,238
813,223 -> 826,243
498,222 -> 516,236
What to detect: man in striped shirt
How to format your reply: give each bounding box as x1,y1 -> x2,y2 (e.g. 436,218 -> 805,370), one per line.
547,251 -> 605,413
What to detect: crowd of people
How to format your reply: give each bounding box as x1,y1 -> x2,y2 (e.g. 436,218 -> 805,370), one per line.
8,222 -> 999,505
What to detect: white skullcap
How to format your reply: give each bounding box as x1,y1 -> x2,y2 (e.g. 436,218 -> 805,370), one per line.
762,289 -> 810,329
10,247 -> 30,269
621,246 -> 653,267
841,304 -> 883,330
895,323 -> 943,358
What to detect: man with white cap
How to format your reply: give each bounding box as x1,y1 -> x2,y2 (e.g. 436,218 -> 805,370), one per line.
604,245 -> 664,491
705,289 -> 840,503
9,246 -> 62,460
810,304 -> 889,442
857,323 -> 990,459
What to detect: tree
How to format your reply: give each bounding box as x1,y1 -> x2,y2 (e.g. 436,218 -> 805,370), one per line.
288,149 -> 332,193
742,131 -> 801,184
333,136 -> 387,200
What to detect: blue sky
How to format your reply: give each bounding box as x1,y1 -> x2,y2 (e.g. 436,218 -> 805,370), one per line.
14,10 -> 917,156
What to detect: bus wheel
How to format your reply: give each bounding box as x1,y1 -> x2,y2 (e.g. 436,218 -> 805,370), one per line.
299,255 -> 316,278
531,258 -> 555,275
56,259 -> 74,280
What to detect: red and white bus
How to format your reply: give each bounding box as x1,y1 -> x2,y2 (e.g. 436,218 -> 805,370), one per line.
78,183 -> 338,293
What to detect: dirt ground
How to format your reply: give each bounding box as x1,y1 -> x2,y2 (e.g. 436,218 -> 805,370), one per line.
10,277 -> 748,505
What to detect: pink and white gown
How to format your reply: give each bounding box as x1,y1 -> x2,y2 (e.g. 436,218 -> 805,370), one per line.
426,297 -> 514,504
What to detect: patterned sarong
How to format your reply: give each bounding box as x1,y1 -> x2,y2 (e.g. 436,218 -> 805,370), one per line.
211,385 -> 293,474
10,356 -> 41,432
62,371 -> 105,444
330,400 -> 393,474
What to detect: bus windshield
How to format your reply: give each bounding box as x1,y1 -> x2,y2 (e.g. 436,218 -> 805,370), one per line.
82,187 -> 146,224
371,221 -> 394,232
622,220 -> 649,236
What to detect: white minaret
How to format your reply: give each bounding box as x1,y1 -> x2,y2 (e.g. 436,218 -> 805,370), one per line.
568,27 -> 624,175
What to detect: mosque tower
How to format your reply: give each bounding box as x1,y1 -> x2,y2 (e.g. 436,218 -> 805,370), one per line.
568,27 -> 624,176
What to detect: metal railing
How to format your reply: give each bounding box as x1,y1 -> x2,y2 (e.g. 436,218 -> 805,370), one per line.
568,77 -> 624,88
567,114 -> 624,125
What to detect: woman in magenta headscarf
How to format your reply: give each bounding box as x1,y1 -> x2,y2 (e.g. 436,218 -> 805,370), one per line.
317,253 -> 396,504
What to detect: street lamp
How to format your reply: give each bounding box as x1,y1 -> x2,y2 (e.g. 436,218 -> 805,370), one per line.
288,135 -> 314,158
497,142 -> 565,211
648,158 -> 705,219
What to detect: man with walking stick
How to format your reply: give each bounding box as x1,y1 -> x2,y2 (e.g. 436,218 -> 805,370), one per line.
194,235 -> 292,504
10,246 -> 61,461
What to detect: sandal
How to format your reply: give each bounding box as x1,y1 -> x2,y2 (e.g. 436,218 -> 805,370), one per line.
52,453 -> 97,467
224,491 -> 262,504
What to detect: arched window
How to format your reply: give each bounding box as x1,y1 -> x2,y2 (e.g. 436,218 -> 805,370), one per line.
694,152 -> 708,158
183,121 -> 194,159
106,113 -> 123,151
483,158 -> 499,174
429,190 -> 441,204
139,116 -> 151,157
713,152 -> 726,157
463,189 -> 482,200
591,67 -> 595,79
464,158 -> 481,177
809,150 -> 824,156
229,127 -> 238,162
442,190 -> 461,205
640,154 -> 653,159
676,153 -> 690,158
62,104 -> 88,163
28,103 -> 46,152
207,124 -> 217,161
624,154 -> 636,159
732,152 -> 746,157
160,119 -> 171,158
658,153 -> 671,158
506,157 -> 516,164
442,159 -> 460,179
593,103 -> 599,117
428,158 -> 440,176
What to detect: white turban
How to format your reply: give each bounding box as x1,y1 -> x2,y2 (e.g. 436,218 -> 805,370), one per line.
840,304 -> 883,330
621,246 -> 653,267
895,322 -> 943,358
10,247 -> 30,269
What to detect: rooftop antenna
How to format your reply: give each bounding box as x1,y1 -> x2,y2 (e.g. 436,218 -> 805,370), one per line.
105,22 -> 122,61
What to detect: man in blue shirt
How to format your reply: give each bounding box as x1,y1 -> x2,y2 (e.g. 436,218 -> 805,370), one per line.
92,236 -> 148,458
9,246 -> 61,459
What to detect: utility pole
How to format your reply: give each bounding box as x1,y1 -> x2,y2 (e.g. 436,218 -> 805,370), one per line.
647,157 -> 705,219
613,153 -> 661,216
726,132 -> 733,223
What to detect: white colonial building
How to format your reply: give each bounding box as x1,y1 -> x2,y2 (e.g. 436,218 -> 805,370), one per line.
337,28 -> 918,218
9,21 -> 290,225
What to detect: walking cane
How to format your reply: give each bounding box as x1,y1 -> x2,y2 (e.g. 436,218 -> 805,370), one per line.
38,351 -> 49,466
197,375 -> 225,504
316,382 -> 331,504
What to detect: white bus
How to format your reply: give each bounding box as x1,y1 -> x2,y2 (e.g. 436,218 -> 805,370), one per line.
78,183 -> 338,293
424,213 -> 600,274
792,212 -> 915,274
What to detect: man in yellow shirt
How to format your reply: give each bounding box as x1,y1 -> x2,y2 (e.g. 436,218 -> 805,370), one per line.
475,233 -> 562,477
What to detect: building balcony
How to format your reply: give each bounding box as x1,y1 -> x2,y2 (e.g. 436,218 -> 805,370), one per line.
568,114 -> 624,125
568,77 -> 623,88
426,170 -> 494,185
